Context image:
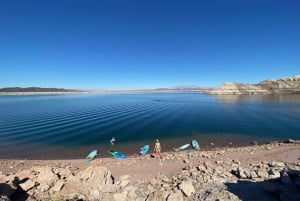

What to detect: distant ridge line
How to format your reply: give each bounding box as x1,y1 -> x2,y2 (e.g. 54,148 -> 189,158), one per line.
0,87 -> 82,93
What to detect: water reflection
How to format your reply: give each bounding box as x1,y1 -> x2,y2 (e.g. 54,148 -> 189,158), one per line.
213,94 -> 300,103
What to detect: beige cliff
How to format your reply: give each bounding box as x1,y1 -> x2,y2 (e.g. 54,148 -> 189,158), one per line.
206,74 -> 300,95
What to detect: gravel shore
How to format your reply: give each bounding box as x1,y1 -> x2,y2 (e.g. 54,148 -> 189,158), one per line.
1,140 -> 300,201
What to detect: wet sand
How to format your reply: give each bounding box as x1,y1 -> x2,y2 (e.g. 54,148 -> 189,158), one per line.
0,133 -> 274,160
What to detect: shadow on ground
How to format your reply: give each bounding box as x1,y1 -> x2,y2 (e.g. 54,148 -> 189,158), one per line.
0,177 -> 29,201
225,169 -> 300,201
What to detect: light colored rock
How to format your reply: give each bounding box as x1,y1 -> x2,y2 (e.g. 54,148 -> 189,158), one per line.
268,168 -> 281,178
19,180 -> 36,192
256,169 -> 269,179
15,170 -> 31,180
76,166 -> 113,185
32,166 -> 59,187
58,168 -> 73,179
236,167 -> 251,179
120,179 -> 130,187
269,161 -> 285,167
119,175 -> 130,180
207,74 -> 300,95
98,184 -> 120,193
51,180 -> 65,192
179,180 -> 195,197
119,174 -> 130,187
145,191 -> 166,201
114,191 -> 127,201
62,166 -> 113,200
167,190 -> 184,201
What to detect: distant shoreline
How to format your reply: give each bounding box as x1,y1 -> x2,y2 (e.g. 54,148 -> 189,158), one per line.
0,89 -> 205,96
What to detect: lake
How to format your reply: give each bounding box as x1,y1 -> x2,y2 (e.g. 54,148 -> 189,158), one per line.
0,92 -> 299,159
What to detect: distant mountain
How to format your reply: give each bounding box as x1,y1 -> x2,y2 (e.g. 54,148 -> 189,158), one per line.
0,87 -> 82,93
154,86 -> 212,91
205,75 -> 300,95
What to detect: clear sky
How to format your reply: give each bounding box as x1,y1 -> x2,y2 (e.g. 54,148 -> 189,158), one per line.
0,0 -> 299,90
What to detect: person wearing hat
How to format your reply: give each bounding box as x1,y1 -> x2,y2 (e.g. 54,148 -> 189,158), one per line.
154,139 -> 161,158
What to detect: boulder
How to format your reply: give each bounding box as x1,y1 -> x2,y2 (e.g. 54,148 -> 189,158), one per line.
76,166 -> 113,185
179,180 -> 195,197
31,166 -> 59,190
62,166 -> 113,200
19,180 -> 36,192
51,180 -> 65,192
166,190 -> 184,201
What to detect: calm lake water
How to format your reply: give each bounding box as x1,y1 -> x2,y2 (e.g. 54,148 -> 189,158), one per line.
0,92 -> 300,159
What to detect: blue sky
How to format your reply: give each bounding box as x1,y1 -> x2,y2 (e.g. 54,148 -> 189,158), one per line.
0,0 -> 299,90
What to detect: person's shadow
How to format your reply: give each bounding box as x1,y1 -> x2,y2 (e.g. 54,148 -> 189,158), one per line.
0,177 -> 29,201
225,169 -> 300,201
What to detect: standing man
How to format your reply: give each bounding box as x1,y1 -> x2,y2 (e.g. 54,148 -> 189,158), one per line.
154,139 -> 161,158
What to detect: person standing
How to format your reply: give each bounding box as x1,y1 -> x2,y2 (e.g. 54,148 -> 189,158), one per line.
154,139 -> 161,158
110,137 -> 116,146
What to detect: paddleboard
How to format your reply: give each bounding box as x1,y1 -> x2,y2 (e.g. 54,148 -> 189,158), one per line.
109,150 -> 127,159
139,145 -> 149,157
191,140 -> 200,150
85,149 -> 97,162
174,144 -> 190,152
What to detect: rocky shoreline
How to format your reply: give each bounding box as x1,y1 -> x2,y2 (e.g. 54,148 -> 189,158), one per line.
1,140 -> 300,201
205,75 -> 300,95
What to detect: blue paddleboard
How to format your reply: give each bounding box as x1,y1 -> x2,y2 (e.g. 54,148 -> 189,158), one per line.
139,145 -> 149,157
85,150 -> 98,162
191,140 -> 200,150
109,150 -> 127,159
174,144 -> 190,152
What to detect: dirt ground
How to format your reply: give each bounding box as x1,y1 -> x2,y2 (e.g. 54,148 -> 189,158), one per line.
1,142 -> 299,182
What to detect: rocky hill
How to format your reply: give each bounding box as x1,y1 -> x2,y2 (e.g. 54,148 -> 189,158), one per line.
0,87 -> 81,93
206,75 -> 300,95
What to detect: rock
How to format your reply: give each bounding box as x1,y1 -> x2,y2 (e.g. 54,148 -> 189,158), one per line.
114,192 -> 127,201
98,184 -> 121,193
256,169 -> 269,179
19,179 -> 36,192
236,167 -> 251,179
120,179 -> 130,187
32,166 -> 59,189
166,190 -> 184,201
206,74 -> 300,95
62,166 -> 113,200
145,191 -> 167,201
57,168 -> 73,179
208,82 -> 270,95
124,186 -> 138,200
250,170 -> 258,179
15,170 -> 31,180
268,168 -> 281,178
0,195 -> 11,201
179,180 -> 195,197
51,180 -> 65,192
119,175 -> 130,187
269,161 -> 285,167
76,166 -> 113,185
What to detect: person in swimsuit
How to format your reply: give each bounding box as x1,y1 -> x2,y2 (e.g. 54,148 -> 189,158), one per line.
154,139 -> 161,157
